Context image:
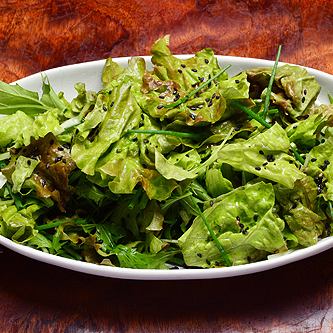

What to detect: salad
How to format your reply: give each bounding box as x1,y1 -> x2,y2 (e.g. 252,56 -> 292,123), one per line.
0,36 -> 332,270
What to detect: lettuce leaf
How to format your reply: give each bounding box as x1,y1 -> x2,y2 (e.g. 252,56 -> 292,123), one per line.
72,58 -> 144,175
179,182 -> 286,267
218,123 -> 305,188
247,64 -> 320,119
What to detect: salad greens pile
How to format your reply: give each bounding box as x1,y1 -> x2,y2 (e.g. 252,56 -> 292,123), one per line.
0,35 -> 332,269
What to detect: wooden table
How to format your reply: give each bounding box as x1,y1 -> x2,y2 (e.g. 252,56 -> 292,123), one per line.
1,1 -> 333,332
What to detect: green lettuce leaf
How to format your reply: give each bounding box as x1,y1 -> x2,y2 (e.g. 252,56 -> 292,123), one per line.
286,104 -> 333,148
179,182 -> 286,267
218,123 -> 305,188
11,156 -> 39,193
284,203 -> 324,246
0,200 -> 41,243
0,111 -> 34,148
304,134 -> 333,200
72,58 -> 144,175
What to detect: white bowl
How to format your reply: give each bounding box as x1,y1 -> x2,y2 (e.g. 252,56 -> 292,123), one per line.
0,55 -> 332,280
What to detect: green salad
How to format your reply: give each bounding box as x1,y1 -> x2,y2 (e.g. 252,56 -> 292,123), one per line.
0,36 -> 332,269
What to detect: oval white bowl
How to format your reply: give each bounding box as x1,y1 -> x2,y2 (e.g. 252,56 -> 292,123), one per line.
0,55 -> 332,280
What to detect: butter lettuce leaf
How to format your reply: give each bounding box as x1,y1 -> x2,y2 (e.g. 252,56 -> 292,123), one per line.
218,123 -> 305,188
179,182 -> 286,267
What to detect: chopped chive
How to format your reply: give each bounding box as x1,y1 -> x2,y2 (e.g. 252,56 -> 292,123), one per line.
262,45 -> 282,118
328,93 -> 333,105
189,195 -> 232,267
163,65 -> 231,109
232,101 -> 272,129
232,102 -> 305,165
290,144 -> 305,165
127,129 -> 204,140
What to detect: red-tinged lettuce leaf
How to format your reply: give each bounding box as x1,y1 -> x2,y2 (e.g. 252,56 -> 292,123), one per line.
3,133 -> 76,211
246,64 -> 320,119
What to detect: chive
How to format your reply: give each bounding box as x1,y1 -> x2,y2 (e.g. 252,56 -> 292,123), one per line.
163,65 -> 231,109
232,102 -> 305,165
232,101 -> 271,129
127,129 -> 204,140
328,201 -> 333,219
262,45 -> 282,118
189,195 -> 232,267
290,144 -> 305,165
328,93 -> 333,105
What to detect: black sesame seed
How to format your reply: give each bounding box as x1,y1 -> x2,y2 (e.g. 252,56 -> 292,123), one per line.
208,100 -> 213,107
58,147 -> 64,151
215,95 -> 220,100
236,216 -> 240,221
27,160 -> 31,166
63,143 -> 70,149
54,156 -> 62,163
190,113 -> 196,120
205,98 -> 210,102
178,69 -> 182,74
266,154 -> 275,162
204,59 -> 209,64
191,68 -> 197,72
103,105 -> 107,111
235,80 -> 240,84
157,105 -> 163,109
200,77 -> 205,82
289,160 -> 294,164
293,125 -> 298,129
143,139 -> 149,144
208,82 -> 212,88
321,139 -> 326,143
255,166 -> 261,171
189,106 -> 197,111
41,179 -> 47,187
311,158 -> 317,162
210,200 -> 214,206
239,223 -> 244,229
159,95 -> 165,99
303,89 -> 307,95
132,137 -> 138,142
191,83 -> 197,88
174,96 -> 179,101
181,64 -> 186,68
259,150 -> 264,155
302,96 -> 306,103
108,90 -> 112,94
173,90 -> 178,95
212,93 -> 216,99
197,253 -> 202,258
263,162 -> 268,166
324,160 -> 330,165
110,101 -> 114,107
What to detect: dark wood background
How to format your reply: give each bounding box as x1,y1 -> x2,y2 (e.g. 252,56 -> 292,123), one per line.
1,1 -> 333,332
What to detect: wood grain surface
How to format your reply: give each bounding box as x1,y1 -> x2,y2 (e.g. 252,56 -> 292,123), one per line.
0,1 -> 333,332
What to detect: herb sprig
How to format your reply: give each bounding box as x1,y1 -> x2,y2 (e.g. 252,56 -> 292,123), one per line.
262,45 -> 282,118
